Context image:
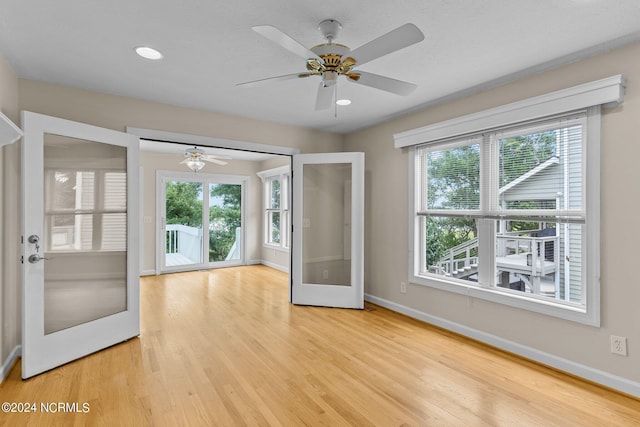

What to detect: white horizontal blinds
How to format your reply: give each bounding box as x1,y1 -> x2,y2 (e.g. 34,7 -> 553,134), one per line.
420,136 -> 482,214
495,113 -> 585,221
102,172 -> 127,251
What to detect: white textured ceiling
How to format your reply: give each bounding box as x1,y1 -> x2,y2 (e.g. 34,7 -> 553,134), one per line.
1,1 -> 640,134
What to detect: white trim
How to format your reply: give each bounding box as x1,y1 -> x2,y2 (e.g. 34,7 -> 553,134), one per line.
257,165 -> 290,183
127,127 -> 300,156
393,75 -> 625,148
365,294 -> 640,398
140,270 -> 156,276
261,260 -> 289,273
263,243 -> 289,253
0,346 -> 21,383
0,111 -> 22,147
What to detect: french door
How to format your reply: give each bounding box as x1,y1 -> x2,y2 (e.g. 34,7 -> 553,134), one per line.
291,152 -> 364,309
21,111 -> 139,378
157,171 -> 246,273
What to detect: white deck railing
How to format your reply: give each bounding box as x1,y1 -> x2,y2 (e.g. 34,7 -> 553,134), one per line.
166,224 -> 241,265
166,224 -> 202,264
432,231 -> 558,279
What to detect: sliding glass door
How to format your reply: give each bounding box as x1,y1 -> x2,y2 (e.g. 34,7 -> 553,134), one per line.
158,171 -> 246,273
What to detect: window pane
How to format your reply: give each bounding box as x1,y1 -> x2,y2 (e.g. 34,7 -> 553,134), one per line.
209,183 -> 242,262
424,216 -> 479,283
495,220 -> 583,303
269,211 -> 281,244
424,143 -> 480,210
270,178 -> 281,209
498,123 -> 583,212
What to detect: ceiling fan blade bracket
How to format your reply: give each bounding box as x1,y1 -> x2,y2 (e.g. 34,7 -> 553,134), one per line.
345,73 -> 361,82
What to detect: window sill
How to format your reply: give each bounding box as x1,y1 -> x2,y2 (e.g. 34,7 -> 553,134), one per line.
263,243 -> 289,254
411,273 -> 598,326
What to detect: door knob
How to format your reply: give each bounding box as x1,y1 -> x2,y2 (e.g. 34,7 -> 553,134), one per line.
28,254 -> 49,263
28,235 -> 40,244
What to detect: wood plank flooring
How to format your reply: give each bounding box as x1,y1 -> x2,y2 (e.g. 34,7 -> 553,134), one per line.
1,265 -> 639,426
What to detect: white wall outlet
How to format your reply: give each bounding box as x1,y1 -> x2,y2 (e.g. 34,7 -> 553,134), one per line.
610,335 -> 628,356
322,269 -> 329,280
400,282 -> 407,294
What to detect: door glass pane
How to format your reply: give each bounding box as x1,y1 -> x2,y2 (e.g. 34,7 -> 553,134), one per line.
209,183 -> 242,262
43,134 -> 127,334
164,180 -> 203,267
302,163 -> 352,286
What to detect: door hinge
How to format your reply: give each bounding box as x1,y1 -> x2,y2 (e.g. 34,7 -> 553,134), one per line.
21,255 -> 24,264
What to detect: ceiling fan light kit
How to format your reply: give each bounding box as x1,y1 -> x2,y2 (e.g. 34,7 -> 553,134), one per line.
238,19 -> 425,111
180,146 -> 230,172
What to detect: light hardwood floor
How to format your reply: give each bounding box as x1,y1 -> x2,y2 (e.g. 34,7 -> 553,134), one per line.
1,265 -> 639,426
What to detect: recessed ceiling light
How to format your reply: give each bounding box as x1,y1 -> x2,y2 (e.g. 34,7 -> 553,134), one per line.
336,99 -> 351,106
135,46 -> 163,60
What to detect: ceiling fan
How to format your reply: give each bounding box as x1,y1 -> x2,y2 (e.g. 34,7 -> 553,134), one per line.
237,19 -> 425,110
180,146 -> 231,172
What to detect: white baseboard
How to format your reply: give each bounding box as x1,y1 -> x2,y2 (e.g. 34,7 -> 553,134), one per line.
365,294 -> 640,398
260,260 -> 289,273
140,269 -> 156,276
1,345 -> 21,383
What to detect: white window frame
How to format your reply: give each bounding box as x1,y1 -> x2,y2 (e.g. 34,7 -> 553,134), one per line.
257,165 -> 290,252
395,75 -> 626,326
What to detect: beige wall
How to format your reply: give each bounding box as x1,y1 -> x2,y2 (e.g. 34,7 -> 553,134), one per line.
344,41 -> 640,385
0,53 -> 20,373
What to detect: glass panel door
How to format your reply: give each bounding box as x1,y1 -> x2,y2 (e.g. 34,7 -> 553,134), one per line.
291,152 -> 364,309
22,111 -> 139,379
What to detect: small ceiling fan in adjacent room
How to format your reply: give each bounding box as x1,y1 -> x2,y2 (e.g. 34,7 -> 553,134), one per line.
237,19 -> 425,110
181,146 -> 231,172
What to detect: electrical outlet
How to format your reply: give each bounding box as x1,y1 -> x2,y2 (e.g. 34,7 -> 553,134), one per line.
322,269 -> 329,280
610,335 -> 628,356
400,282 -> 407,294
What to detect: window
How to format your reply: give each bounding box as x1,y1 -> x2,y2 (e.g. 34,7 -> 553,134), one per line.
258,166 -> 290,250
395,76 -> 628,325
418,112 -> 586,300
412,112 -> 595,323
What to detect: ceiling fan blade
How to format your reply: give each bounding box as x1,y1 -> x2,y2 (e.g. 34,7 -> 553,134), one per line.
236,72 -> 306,87
252,25 -> 320,60
315,82 -> 334,110
350,71 -> 417,96
203,154 -> 232,161
349,23 -> 424,66
202,158 -> 228,166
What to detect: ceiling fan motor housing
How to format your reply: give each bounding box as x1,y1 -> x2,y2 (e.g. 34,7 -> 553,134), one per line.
317,19 -> 342,42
